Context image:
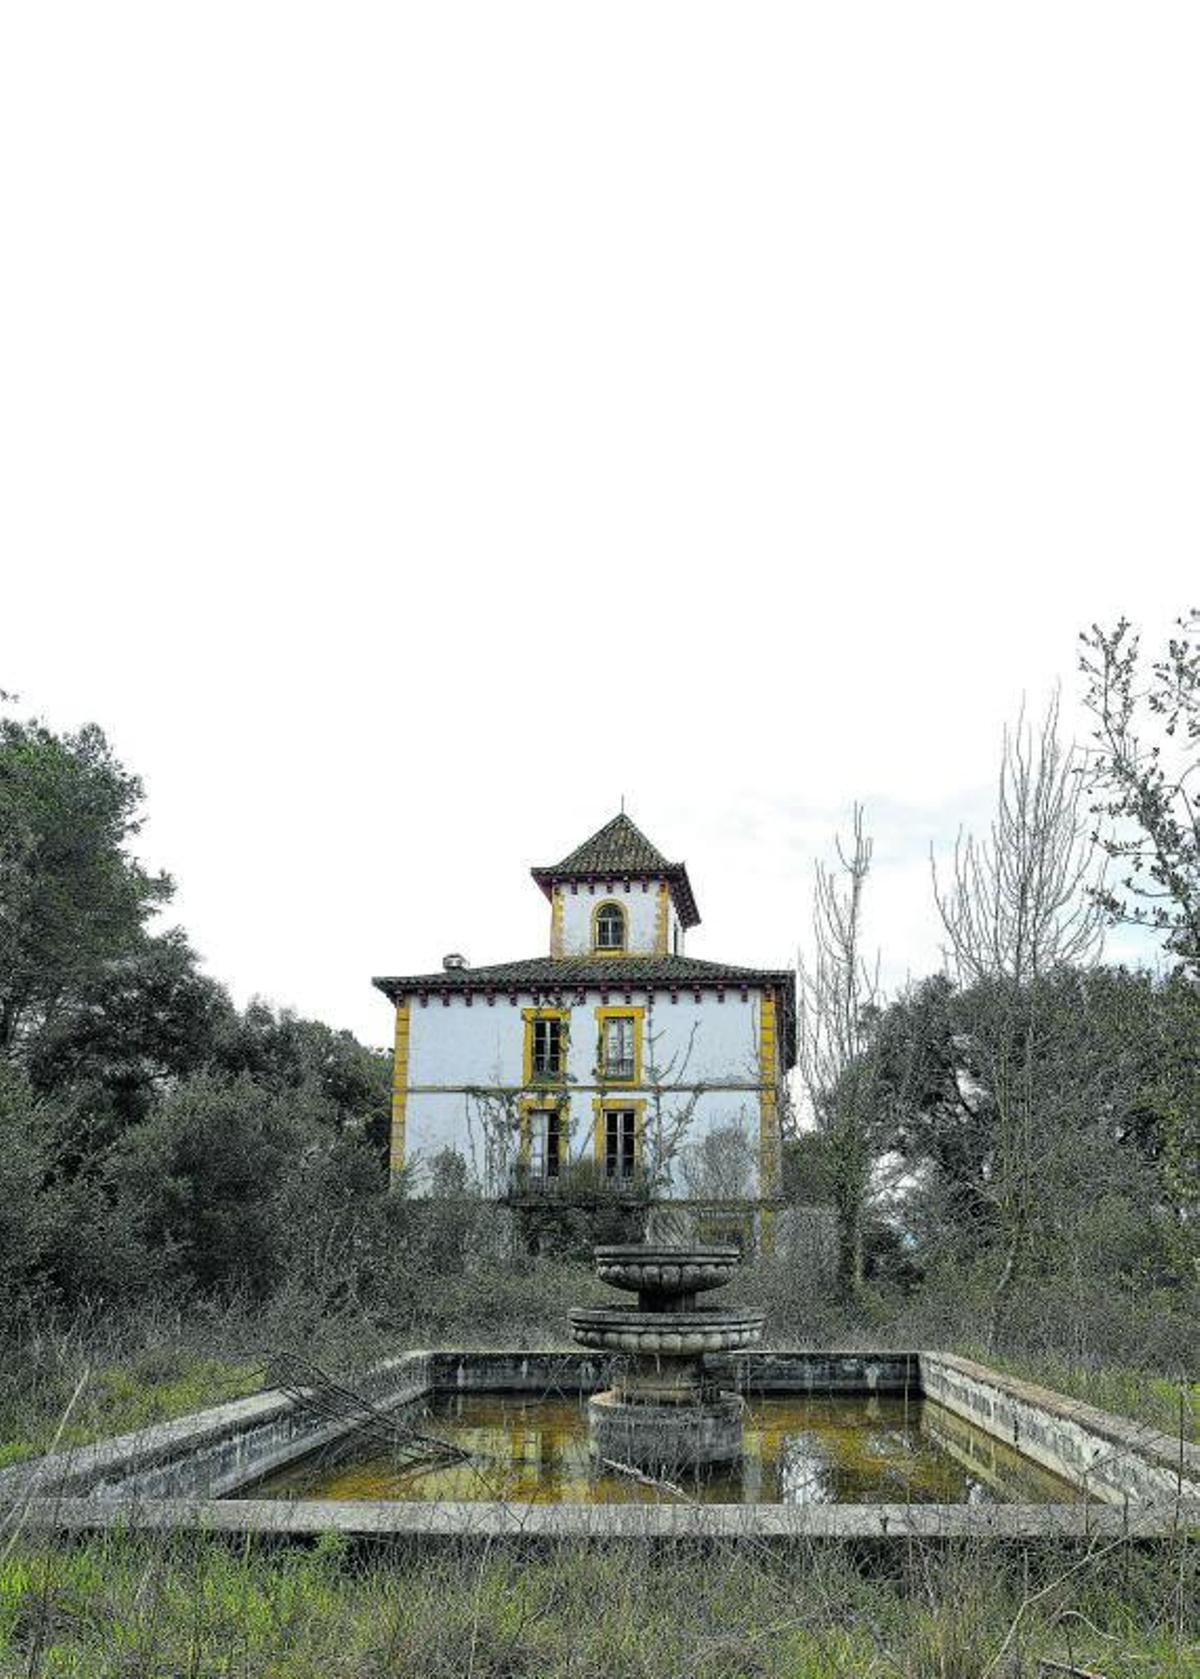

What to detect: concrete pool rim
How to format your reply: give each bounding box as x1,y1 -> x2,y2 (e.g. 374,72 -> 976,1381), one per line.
2,1349 -> 1196,1542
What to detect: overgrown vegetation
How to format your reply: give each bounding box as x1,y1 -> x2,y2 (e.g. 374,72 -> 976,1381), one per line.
1,617 -> 1198,1672
0,1532 -> 1195,1678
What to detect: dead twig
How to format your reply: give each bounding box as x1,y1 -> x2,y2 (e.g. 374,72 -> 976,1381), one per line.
267,1349 -> 471,1471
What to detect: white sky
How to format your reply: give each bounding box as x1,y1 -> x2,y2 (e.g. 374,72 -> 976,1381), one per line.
1,4 -> 1194,1048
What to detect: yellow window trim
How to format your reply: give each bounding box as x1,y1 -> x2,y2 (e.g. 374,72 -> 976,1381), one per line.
550,889 -> 565,957
758,994 -> 781,1199
522,1006 -> 570,1085
590,897 -> 628,954
389,1000 -> 411,1181
655,882 -> 669,955
593,1004 -> 645,1086
592,1097 -> 647,1174
517,1095 -> 568,1167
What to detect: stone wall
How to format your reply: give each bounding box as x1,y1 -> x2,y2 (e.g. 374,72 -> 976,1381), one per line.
919,1352 -> 1200,1507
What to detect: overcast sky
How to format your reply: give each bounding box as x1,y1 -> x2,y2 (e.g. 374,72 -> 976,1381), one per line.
2,5 -> 1194,1047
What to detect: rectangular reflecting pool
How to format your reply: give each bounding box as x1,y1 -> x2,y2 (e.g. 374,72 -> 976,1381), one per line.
244,1391 -> 1090,1506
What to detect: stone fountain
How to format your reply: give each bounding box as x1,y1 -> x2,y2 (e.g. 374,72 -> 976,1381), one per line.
568,1234 -> 765,1470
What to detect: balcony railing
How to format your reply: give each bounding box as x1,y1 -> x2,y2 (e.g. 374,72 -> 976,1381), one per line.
504,1162 -> 651,1202
602,1057 -> 635,1080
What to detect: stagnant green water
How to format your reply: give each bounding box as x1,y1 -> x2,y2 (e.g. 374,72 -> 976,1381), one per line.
247,1393 -> 1088,1505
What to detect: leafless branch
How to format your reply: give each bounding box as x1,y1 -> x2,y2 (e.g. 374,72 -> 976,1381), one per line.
932,690 -> 1104,985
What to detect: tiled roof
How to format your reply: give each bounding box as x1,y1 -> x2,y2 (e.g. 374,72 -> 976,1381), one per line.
373,954 -> 796,1066
541,814 -> 671,876
531,814 -> 700,928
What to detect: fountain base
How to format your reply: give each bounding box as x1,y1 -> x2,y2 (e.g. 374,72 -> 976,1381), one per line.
587,1388 -> 746,1470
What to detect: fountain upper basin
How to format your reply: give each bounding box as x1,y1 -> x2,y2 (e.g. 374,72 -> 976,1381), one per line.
592,1245 -> 741,1298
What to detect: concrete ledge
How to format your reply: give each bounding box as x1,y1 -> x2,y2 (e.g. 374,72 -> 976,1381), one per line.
720,1351 -> 919,1394
919,1353 -> 1200,1508
0,1352 -> 432,1503
10,1495 -> 1199,1541
425,1349 -> 920,1396
427,1351 -> 608,1394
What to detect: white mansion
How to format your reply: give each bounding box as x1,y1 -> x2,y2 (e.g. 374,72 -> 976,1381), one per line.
374,815 -> 795,1240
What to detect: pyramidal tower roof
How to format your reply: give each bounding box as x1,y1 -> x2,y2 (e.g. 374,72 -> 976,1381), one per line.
531,813 -> 700,927
545,813 -> 669,875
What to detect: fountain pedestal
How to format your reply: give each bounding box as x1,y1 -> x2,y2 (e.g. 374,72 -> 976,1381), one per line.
569,1244 -> 764,1470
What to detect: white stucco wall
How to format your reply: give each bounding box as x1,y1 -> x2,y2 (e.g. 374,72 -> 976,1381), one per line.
399,987 -> 779,1198
555,879 -> 668,956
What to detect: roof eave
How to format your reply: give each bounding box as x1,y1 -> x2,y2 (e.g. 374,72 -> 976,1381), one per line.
375,965 -> 795,1068
529,864 -> 701,929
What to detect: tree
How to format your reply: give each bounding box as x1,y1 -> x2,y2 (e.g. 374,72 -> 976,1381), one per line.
115,1073 -> 320,1297
0,1064 -> 60,1290
211,999 -> 392,1151
870,972 -> 992,1246
0,711 -> 171,1059
932,690 -> 1104,983
796,804 -> 882,1303
873,964 -> 1185,1344
1079,609 -> 1200,974
676,1121 -> 756,1201
928,695 -> 1108,1344
1130,969 -> 1200,1285
26,928 -> 234,1154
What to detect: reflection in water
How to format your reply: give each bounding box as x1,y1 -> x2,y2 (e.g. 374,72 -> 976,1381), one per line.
246,1391 -> 1088,1507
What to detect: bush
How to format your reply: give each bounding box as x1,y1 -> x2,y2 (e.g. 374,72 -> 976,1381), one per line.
113,1073 -> 322,1298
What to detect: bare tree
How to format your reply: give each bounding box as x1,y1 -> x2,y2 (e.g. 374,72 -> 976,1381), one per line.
464,1086 -> 523,1196
932,690 -> 1104,984
461,1003 -> 745,1216
930,694 -> 1107,1346
676,1120 -> 756,1201
641,1011 -> 710,1197
797,804 -> 881,1303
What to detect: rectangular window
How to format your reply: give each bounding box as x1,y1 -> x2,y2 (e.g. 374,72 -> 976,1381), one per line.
595,1006 -> 643,1085
532,1017 -> 562,1077
529,1109 -> 562,1180
523,1009 -> 570,1088
604,1109 -> 638,1181
603,1016 -> 635,1080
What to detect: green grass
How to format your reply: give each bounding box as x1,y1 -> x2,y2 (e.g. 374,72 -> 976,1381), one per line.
0,1350 -> 262,1468
0,1533 -> 1195,1678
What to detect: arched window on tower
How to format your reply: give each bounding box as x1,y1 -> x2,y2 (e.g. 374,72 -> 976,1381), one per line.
594,901 -> 626,951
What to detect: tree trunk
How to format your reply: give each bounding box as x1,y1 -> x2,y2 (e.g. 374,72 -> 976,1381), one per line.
985,1218 -> 1024,1351
834,1176 -> 865,1304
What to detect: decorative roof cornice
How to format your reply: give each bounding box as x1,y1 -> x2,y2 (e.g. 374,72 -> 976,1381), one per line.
372,954 -> 796,1067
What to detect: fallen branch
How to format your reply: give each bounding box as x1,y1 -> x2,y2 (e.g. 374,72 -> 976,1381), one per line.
599,1457 -> 691,1500
267,1350 -> 471,1471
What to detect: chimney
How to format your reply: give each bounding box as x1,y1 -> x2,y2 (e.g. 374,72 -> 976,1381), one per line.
442,953 -> 468,971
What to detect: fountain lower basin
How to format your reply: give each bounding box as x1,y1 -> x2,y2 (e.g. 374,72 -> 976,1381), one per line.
5,1350 -> 1195,1538
247,1388 -> 1093,1506
568,1307 -> 765,1360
